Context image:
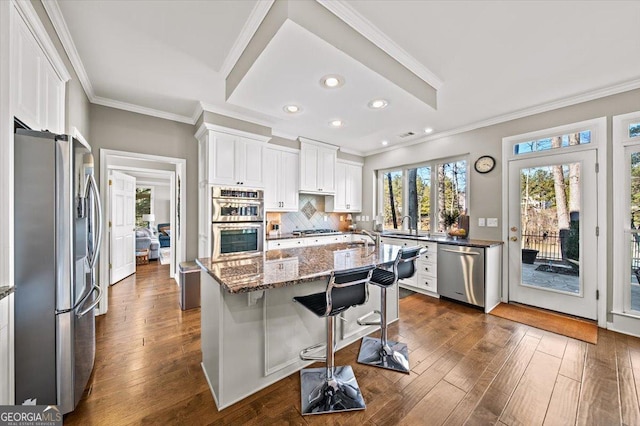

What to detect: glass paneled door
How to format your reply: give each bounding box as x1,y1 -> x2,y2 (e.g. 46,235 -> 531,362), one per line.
507,150 -> 598,319
624,147 -> 640,314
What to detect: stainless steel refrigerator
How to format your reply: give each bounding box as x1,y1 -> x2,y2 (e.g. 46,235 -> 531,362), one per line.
13,128 -> 103,414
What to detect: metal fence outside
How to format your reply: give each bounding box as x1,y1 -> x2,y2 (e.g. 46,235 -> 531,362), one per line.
522,231 -> 563,261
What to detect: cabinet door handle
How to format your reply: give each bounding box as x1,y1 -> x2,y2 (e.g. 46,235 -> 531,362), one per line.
424,267 -> 429,272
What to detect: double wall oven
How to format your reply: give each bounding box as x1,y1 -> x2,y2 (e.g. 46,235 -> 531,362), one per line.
211,187 -> 264,260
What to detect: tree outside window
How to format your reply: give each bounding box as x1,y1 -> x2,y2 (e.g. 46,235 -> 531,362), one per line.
380,159 -> 466,234
135,187 -> 152,228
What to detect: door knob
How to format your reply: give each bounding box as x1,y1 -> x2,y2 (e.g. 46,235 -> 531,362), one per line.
510,236 -> 518,242
510,227 -> 518,232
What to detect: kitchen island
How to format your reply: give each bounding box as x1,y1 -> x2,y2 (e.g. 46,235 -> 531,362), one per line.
196,242 -> 403,410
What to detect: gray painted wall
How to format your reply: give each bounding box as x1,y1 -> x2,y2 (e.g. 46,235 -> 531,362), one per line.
90,104 -> 198,260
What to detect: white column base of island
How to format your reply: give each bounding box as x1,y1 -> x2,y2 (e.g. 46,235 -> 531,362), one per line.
198,243 -> 402,410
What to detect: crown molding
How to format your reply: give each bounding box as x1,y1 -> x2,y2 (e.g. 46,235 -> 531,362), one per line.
14,0 -> 70,82
365,77 -> 640,157
299,137 -> 339,151
195,122 -> 272,143
317,0 -> 443,91
199,102 -> 276,128
337,158 -> 364,166
41,0 -> 91,94
93,96 -> 194,124
219,0 -> 275,78
338,146 -> 365,156
271,129 -> 299,141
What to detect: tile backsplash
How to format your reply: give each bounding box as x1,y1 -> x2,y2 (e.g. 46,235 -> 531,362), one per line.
267,194 -> 348,233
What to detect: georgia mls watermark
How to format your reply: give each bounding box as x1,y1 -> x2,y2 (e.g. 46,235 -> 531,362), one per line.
0,405 -> 62,426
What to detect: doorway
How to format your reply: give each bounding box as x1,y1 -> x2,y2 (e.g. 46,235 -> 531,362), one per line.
98,149 -> 186,315
507,150 -> 598,319
502,118 -> 607,325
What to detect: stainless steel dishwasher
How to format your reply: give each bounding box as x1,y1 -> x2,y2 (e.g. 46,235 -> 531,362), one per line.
437,244 -> 485,307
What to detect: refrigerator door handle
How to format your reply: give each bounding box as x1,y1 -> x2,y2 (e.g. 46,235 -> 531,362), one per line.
76,285 -> 102,317
85,174 -> 103,269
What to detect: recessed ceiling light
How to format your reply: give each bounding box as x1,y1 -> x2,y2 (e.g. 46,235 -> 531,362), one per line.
382,140 -> 388,146
329,120 -> 344,128
283,105 -> 301,114
320,74 -> 344,89
424,127 -> 434,134
368,99 -> 388,109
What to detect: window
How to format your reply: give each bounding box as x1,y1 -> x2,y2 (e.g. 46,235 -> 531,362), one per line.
135,187 -> 152,227
514,130 -> 591,155
380,158 -> 467,234
630,122 -> 640,138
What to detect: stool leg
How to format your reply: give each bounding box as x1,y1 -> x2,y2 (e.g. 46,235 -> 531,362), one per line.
299,315 -> 366,415
357,286 -> 410,373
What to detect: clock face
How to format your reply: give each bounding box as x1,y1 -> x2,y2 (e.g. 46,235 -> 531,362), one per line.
474,155 -> 496,174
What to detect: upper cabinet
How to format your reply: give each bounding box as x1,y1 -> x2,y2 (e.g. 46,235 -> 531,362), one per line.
263,146 -> 299,211
11,3 -> 68,134
196,124 -> 270,188
326,160 -> 363,212
299,139 -> 337,194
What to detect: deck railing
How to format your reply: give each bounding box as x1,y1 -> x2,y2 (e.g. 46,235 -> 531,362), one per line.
522,231 -> 563,261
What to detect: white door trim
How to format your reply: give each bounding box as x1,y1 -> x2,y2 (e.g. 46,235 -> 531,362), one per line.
501,117 -> 607,327
98,149 -> 187,315
610,111 -> 640,337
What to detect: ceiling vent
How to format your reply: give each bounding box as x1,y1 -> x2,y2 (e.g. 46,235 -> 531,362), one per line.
398,131 -> 415,138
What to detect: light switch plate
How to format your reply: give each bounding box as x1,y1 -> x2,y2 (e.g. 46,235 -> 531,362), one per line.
487,218 -> 498,227
478,218 -> 486,227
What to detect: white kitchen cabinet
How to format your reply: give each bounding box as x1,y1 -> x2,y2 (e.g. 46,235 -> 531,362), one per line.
267,238 -> 306,250
299,140 -> 337,194
415,242 -> 438,295
209,133 -> 264,187
263,146 -> 299,211
326,161 -> 362,212
11,5 -> 66,134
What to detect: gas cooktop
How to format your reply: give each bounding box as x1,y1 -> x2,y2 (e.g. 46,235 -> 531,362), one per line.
292,229 -> 340,236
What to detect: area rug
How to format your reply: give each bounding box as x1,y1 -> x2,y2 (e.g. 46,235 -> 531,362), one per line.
490,303 -> 598,344
159,247 -> 171,265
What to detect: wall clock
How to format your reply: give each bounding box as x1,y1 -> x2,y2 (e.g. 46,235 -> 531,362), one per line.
474,155 -> 496,174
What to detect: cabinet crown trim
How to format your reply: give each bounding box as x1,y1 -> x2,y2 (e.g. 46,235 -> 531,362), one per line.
337,159 -> 364,167
12,0 -> 71,82
265,144 -> 299,154
195,122 -> 272,143
299,138 -> 339,151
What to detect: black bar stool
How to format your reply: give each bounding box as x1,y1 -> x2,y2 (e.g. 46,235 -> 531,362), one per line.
293,264 -> 375,415
356,246 -> 424,373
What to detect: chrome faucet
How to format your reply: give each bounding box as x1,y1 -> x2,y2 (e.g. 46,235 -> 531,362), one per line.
361,229 -> 380,247
401,215 -> 418,236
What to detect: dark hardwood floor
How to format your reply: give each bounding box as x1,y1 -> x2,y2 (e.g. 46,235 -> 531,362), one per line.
64,261 -> 640,425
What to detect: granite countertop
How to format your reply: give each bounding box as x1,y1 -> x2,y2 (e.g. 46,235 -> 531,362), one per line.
0,286 -> 14,301
266,230 -> 503,248
196,242 -> 402,294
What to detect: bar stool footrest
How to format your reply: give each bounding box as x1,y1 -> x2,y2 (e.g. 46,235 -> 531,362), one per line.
356,310 -> 382,327
300,343 -> 327,362
357,336 -> 410,374
300,365 -> 366,415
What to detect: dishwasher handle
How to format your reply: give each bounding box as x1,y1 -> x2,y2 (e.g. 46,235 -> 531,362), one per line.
441,248 -> 480,255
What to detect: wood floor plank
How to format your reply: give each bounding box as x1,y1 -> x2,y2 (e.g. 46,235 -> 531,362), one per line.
558,338 -> 587,382
401,380 -> 466,425
576,331 -> 621,425
543,375 -> 580,426
537,332 -> 568,359
500,351 -> 561,425
62,262 -> 640,425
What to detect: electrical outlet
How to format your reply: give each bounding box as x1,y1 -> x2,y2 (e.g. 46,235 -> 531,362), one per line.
478,218 -> 486,227
487,218 -> 498,227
